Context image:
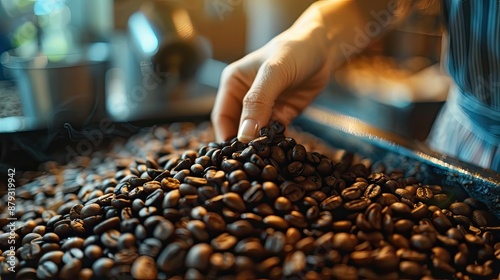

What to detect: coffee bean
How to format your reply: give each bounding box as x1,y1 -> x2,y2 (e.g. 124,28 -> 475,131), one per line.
93,216 -> 120,235
100,229 -> 120,249
284,211 -> 308,228
203,212 -> 226,232
416,187 -> 433,201
131,256 -> 157,280
344,197 -> 371,211
186,243 -> 213,271
37,261 -> 59,279
263,215 -> 289,230
187,220 -> 209,241
235,239 -> 266,259
243,184 -> 264,203
223,193 -> 246,212
84,245 -> 103,261
311,211 -> 333,229
92,257 -> 115,278
320,195 -> 343,210
280,181 -> 305,202
17,267 -> 38,280
410,234 -> 433,251
153,220 -> 174,242
156,241 -> 187,274
400,261 -> 423,277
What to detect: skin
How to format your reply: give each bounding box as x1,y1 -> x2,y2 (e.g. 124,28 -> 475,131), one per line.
211,0 -> 411,143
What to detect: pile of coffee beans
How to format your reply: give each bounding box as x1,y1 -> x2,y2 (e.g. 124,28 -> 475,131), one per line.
1,121 -> 500,280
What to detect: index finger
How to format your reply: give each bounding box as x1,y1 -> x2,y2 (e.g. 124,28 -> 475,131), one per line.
211,55 -> 261,142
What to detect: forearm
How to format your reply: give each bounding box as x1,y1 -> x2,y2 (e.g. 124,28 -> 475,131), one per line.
294,0 -> 410,67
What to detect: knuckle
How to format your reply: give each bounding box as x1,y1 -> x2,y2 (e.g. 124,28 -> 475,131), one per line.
242,92 -> 268,109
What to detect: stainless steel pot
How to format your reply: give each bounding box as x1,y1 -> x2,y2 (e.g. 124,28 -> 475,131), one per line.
1,43 -> 109,130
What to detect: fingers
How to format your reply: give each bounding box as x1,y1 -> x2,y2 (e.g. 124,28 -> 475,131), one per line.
237,58 -> 291,143
211,54 -> 262,142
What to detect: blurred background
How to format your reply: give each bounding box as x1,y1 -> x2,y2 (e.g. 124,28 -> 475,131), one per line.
0,0 -> 449,170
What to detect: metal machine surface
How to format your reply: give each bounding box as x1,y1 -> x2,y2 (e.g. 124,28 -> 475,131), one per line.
296,94 -> 500,219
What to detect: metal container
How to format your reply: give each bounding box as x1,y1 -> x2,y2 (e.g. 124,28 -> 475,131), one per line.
0,43 -> 109,130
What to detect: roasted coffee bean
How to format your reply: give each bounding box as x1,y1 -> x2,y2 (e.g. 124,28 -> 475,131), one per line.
243,184 -> 264,203
263,215 -> 289,230
364,184 -> 382,199
186,243 -> 213,271
92,257 -> 115,278
311,211 -> 333,229
332,233 -> 357,252
131,256 -> 157,280
261,165 -> 278,181
394,219 -> 415,234
84,245 -> 103,260
410,234 -> 433,251
344,197 -> 371,211
235,239 -> 266,259
320,195 -> 343,210
153,220 -> 175,242
39,250 -> 64,265
186,220 -> 209,242
341,186 -> 362,200
285,211 -> 308,228
37,261 -> 59,279
274,196 -> 292,212
223,193 -> 246,212
203,212 -> 226,232
400,261 -> 423,277
416,187 -> 433,201
280,181 -> 305,202
265,231 -> 286,255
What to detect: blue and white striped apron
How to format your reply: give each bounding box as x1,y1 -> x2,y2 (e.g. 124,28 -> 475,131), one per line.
427,0 -> 500,172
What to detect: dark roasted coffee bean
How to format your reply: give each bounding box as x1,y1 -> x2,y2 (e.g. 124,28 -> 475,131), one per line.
265,231 -> 286,255
37,261 -> 59,279
100,229 -> 120,249
394,219 -> 415,234
416,187 -> 433,201
203,212 -> 226,232
466,264 -> 492,277
320,195 -> 342,210
285,211 -> 308,228
223,193 -> 246,212
154,220 -> 174,242
62,247 -> 84,264
187,220 -> 209,241
341,186 -> 362,200
344,197 -> 371,211
92,257 -> 114,278
311,211 -> 333,229
84,245 -> 103,260
364,184 -> 381,199
432,210 -> 453,231
274,196 -> 292,212
261,165 -> 278,181
131,256 -> 157,280
410,234 -> 433,251
332,232 -> 358,252
234,239 -> 266,259
39,250 -> 64,265
400,261 -> 423,277
186,243 -> 213,271
279,181 -> 305,202
243,184 -> 264,203
263,215 -> 289,230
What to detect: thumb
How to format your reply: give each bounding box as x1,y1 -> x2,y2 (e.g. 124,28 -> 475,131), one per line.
237,60 -> 290,143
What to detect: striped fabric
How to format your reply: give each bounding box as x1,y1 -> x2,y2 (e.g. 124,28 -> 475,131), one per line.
427,0 -> 500,172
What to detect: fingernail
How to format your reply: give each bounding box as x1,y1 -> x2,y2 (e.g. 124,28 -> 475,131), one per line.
238,119 -> 259,143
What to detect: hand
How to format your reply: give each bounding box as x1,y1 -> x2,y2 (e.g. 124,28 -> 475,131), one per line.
211,5 -> 334,143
